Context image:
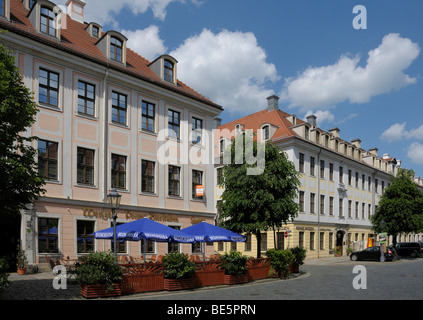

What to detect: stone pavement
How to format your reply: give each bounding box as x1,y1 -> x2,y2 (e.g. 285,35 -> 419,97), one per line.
0,256 -> 352,300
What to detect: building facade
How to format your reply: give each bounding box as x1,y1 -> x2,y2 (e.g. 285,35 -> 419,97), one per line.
215,96 -> 423,259
1,0 -> 222,264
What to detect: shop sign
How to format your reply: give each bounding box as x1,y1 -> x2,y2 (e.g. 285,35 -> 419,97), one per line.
82,208 -> 179,223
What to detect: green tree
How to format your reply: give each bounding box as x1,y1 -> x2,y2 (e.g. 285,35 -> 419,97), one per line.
0,41 -> 45,216
371,168 -> 423,246
219,133 -> 300,258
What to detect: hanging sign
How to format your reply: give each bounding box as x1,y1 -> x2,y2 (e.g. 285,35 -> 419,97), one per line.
196,185 -> 204,197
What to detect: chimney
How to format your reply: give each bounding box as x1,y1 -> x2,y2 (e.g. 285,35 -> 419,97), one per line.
214,117 -> 222,129
369,148 -> 378,156
66,0 -> 86,23
383,153 -> 391,160
351,139 -> 361,149
306,114 -> 317,128
329,127 -> 340,138
267,95 -> 279,112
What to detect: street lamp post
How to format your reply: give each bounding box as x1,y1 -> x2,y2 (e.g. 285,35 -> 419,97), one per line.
107,188 -> 121,264
380,220 -> 386,263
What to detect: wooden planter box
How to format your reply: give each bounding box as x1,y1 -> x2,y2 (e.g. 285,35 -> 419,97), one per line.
120,263 -> 164,294
224,274 -> 249,285
80,284 -> 122,299
165,278 -> 198,291
247,258 -> 270,281
193,261 -> 225,287
289,263 -> 300,273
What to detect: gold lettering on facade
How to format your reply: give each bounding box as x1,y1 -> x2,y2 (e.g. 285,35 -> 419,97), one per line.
82,208 -> 179,223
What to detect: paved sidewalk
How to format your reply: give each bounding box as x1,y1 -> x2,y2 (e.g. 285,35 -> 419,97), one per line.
304,256 -> 351,265
1,256 -> 351,300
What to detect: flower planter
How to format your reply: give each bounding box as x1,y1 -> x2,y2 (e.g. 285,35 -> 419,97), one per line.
224,274 -> 249,285
80,284 -> 122,299
165,278 -> 198,291
17,268 -> 27,275
247,258 -> 270,281
289,263 -> 300,273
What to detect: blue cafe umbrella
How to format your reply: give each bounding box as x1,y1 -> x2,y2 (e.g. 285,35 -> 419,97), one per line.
95,218 -> 196,262
94,217 -> 195,243
181,222 -> 246,260
181,222 -> 246,243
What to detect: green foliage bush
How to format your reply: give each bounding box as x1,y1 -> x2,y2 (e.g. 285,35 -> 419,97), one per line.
0,257 -> 10,290
289,246 -> 307,266
266,249 -> 294,278
162,252 -> 197,279
220,251 -> 248,275
76,251 -> 122,291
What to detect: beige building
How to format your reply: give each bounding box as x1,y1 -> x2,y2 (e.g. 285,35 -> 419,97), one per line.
215,96 -> 423,259
0,0 -> 223,265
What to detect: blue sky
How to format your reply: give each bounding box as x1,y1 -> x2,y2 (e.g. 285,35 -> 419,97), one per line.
58,0 -> 423,178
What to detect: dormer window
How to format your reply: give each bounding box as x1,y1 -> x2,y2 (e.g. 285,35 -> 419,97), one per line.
40,6 -> 56,36
148,55 -> 178,85
110,37 -> 123,62
86,22 -> 102,38
262,125 -> 270,141
96,31 -> 127,65
164,60 -> 174,82
0,0 -> 9,20
92,26 -> 99,37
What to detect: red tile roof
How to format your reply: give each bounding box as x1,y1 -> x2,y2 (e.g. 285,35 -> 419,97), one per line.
1,0 -> 223,111
218,108 -> 304,141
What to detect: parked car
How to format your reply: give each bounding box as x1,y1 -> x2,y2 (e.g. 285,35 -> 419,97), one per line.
350,246 -> 398,262
394,242 -> 423,258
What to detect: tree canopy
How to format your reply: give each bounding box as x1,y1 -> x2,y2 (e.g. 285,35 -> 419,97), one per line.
370,168 -> 423,246
0,41 -> 45,216
219,132 -> 300,257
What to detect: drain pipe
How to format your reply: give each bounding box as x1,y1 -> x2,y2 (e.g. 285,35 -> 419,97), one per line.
317,148 -> 322,259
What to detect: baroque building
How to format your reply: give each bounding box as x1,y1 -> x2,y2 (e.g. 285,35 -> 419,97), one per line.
0,0 -> 222,265
215,96 -> 423,258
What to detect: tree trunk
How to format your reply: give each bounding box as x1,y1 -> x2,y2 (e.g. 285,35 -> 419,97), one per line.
256,232 -> 261,258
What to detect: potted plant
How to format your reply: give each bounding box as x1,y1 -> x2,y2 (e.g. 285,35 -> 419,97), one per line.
346,247 -> 353,256
289,247 -> 307,273
16,245 -> 28,275
76,251 -> 123,299
163,252 -> 197,291
266,249 -> 294,278
335,246 -> 342,257
220,251 -> 248,285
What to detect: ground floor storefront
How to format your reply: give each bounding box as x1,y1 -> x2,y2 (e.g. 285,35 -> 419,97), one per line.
19,197 -> 216,266
215,222 -> 376,259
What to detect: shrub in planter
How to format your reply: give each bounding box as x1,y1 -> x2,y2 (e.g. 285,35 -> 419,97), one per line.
289,247 -> 307,272
220,251 -> 249,284
76,251 -> 123,296
16,245 -> 28,275
265,249 -> 294,278
163,252 -> 197,279
163,252 -> 197,290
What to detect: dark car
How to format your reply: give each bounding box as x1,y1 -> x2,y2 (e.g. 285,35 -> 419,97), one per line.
350,246 -> 398,262
394,242 -> 423,258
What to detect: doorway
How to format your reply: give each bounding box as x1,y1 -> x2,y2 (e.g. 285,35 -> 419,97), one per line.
336,230 -> 344,256
0,214 -> 21,271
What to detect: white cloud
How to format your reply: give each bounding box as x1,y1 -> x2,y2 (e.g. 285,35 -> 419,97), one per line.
56,0 -> 193,26
381,122 -> 423,142
280,33 -> 420,111
407,142 -> 423,165
170,29 -> 279,114
381,122 -> 408,142
122,26 -> 167,61
304,110 -> 334,125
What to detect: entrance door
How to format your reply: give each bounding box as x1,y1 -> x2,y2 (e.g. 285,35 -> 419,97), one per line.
336,231 -> 344,256
0,214 -> 21,271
